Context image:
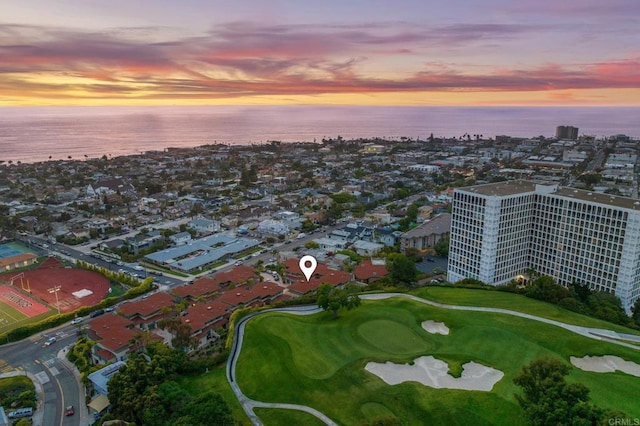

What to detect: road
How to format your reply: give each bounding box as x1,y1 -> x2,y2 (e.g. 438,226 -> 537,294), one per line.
227,292 -> 640,426
0,325 -> 85,426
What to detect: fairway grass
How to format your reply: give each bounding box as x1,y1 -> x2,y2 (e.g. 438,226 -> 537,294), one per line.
236,297 -> 640,425
416,286 -> 640,335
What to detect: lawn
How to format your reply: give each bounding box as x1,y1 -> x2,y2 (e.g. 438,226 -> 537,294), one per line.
235,298 -> 640,425
254,408 -> 327,426
416,286 -> 640,335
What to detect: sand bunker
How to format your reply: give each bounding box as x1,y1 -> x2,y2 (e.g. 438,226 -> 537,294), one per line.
570,355 -> 640,377
422,320 -> 449,335
365,355 -> 503,391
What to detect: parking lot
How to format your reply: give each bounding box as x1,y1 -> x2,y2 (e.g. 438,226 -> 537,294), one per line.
416,254 -> 448,275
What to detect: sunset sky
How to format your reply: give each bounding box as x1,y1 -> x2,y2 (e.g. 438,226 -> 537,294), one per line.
2,0 -> 639,106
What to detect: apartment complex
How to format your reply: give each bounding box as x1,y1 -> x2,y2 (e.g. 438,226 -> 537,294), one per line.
448,180 -> 640,312
555,125 -> 579,140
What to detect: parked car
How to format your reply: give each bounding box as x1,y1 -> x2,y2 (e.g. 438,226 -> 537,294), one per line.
90,309 -> 105,318
8,407 -> 33,419
65,405 -> 75,416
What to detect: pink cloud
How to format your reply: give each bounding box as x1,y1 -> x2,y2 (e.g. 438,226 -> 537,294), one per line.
0,22 -> 638,102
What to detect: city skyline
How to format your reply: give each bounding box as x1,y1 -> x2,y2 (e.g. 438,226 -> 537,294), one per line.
2,1 -> 639,107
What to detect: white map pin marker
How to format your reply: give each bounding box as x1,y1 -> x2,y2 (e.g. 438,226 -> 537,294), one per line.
299,255 -> 317,282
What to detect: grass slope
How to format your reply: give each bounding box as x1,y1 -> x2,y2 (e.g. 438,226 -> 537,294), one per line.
177,364 -> 251,426
236,297 -> 640,425
417,287 -> 640,335
254,408 -> 327,426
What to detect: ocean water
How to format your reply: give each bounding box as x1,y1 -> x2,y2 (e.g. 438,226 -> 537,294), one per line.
0,106 -> 638,164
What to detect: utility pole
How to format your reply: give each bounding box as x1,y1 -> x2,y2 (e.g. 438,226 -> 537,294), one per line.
48,285 -> 61,315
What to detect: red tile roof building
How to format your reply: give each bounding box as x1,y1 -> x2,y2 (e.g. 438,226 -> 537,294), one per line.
119,292 -> 175,330
354,259 -> 389,284
285,258 -> 351,295
181,300 -> 229,348
87,314 -> 139,364
173,266 -> 260,301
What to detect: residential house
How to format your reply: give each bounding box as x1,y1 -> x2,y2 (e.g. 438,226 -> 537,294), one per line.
354,259 -> 389,284
87,362 -> 126,396
258,219 -> 289,236
169,231 -> 192,246
374,228 -> 403,247
126,231 -> 164,254
188,217 -> 220,235
352,240 -> 384,257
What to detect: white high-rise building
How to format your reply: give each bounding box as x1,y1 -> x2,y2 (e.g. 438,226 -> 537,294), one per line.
448,180 -> 640,312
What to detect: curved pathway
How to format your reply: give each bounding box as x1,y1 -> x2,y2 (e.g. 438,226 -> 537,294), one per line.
227,293 -> 640,425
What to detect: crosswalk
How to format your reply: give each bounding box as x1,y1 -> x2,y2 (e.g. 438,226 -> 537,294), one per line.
0,359 -> 23,373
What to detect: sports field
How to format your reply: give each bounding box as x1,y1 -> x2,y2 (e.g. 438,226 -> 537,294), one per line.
236,296 -> 640,425
0,285 -> 52,333
0,257 -> 110,313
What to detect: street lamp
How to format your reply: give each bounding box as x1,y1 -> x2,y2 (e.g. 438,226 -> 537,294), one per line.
48,285 -> 61,315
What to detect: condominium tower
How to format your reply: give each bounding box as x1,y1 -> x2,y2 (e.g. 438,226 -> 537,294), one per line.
556,125 -> 579,140
448,180 -> 640,312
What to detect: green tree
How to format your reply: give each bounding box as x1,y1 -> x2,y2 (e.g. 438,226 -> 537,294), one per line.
305,241 -> 320,249
158,317 -> 198,352
633,298 -> 640,327
386,253 -> 418,287
434,235 -> 450,256
526,275 -> 570,303
513,357 -> 609,425
317,283 -> 361,319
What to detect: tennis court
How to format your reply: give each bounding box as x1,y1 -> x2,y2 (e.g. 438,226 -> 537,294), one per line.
0,242 -> 33,260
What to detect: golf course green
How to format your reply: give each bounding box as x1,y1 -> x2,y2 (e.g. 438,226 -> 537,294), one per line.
235,294 -> 640,425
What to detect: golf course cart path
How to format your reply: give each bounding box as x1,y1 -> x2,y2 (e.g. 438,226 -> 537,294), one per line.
228,293 -> 640,425
360,293 -> 640,350
227,306 -> 339,426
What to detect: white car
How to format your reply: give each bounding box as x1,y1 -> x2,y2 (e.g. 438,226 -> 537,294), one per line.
44,337 -> 57,346
71,317 -> 83,325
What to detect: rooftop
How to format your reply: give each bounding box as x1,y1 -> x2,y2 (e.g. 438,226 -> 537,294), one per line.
119,292 -> 174,318
354,259 -> 388,281
402,213 -> 452,239
457,180 -> 537,197
459,180 -> 640,211
88,314 -> 138,352
181,300 -> 228,331
554,187 -> 640,211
